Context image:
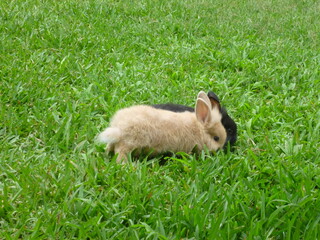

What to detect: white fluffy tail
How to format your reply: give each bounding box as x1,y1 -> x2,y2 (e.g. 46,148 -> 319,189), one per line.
97,127 -> 121,144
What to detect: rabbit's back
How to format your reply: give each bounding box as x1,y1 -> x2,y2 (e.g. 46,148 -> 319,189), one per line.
109,105 -> 204,153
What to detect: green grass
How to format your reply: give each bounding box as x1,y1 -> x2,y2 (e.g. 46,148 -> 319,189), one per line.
1,0 -> 320,239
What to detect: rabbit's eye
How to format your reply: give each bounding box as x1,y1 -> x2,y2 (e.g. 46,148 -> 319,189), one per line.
213,136 -> 220,142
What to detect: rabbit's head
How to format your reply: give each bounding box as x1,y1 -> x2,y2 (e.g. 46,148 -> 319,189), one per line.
195,91 -> 227,150
207,91 -> 237,146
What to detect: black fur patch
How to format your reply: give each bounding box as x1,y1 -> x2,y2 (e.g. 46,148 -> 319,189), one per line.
153,104 -> 194,113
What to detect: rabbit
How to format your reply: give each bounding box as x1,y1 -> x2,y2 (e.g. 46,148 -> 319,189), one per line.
98,91 -> 227,164
153,91 -> 237,147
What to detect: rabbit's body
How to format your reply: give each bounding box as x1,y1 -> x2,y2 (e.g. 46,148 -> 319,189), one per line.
99,91 -> 227,164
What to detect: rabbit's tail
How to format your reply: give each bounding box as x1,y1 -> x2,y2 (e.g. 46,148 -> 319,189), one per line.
98,127 -> 121,144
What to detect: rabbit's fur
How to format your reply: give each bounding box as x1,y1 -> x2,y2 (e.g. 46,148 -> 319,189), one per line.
98,91 -> 226,164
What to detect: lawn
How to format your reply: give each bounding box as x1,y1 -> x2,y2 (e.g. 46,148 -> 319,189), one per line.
1,0 -> 320,239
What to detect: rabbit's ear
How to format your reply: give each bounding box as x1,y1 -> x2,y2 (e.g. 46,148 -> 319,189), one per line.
196,98 -> 211,123
197,91 -> 212,109
207,91 -> 220,103
207,91 -> 222,111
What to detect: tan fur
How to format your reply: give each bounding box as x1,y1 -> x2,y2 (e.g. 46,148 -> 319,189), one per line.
99,91 -> 227,164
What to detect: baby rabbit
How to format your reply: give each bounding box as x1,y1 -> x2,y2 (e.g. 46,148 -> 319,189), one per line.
98,91 -> 227,164
153,91 -> 237,147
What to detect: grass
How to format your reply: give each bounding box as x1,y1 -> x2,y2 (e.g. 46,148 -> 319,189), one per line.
1,0 -> 320,239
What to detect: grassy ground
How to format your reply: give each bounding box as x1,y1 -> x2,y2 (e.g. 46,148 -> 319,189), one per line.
1,0 -> 320,239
